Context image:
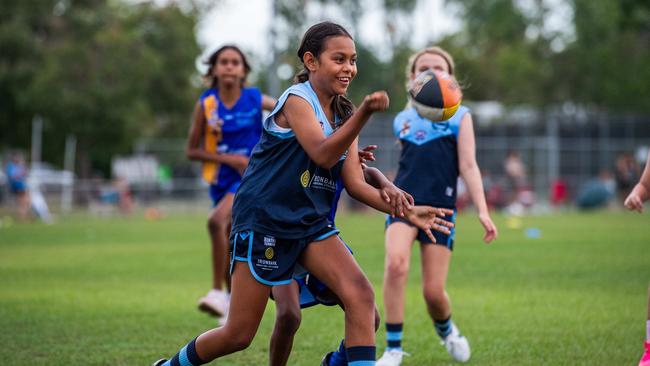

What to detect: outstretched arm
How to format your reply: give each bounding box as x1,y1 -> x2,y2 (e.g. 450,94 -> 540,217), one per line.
458,112 -> 498,243
624,152 -> 650,212
342,139 -> 453,242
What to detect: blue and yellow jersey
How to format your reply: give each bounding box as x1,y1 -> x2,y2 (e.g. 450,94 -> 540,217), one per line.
231,81 -> 346,239
393,106 -> 469,208
198,87 -> 263,186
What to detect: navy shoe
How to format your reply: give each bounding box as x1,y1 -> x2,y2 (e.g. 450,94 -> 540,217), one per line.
320,352 -> 333,366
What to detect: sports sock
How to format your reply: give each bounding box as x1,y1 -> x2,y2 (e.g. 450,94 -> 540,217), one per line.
347,345 -> 376,366
161,338 -> 205,366
327,339 -> 347,366
385,323 -> 403,351
434,315 -> 452,338
646,320 -> 650,342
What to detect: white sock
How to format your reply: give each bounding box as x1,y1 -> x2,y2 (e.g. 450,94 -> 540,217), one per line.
646,320 -> 650,342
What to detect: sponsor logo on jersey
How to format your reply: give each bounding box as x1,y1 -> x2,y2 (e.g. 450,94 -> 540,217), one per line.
300,170 -> 310,188
264,235 -> 276,247
265,247 -> 274,260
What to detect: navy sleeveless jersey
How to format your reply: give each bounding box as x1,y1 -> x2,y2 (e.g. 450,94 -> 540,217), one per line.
198,87 -> 263,187
231,81 -> 346,239
393,106 -> 469,208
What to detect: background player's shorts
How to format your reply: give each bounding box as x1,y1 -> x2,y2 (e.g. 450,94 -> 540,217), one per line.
9,180 -> 26,194
209,180 -> 240,206
385,209 -> 456,250
290,235 -> 352,309
229,226 -> 340,286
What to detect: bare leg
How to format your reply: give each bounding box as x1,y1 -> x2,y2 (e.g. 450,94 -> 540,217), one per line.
420,244 -> 452,321
207,193 -> 234,290
193,262 -> 271,360
383,222 -> 418,324
269,282 -> 302,366
300,236 -> 376,347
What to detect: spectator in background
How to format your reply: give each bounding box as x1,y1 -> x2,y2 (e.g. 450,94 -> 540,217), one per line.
615,152 -> 640,203
576,170 -> 615,210
5,152 -> 30,220
503,150 -> 534,214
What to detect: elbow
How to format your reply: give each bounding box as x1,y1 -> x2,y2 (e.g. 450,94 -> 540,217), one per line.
459,161 -> 477,175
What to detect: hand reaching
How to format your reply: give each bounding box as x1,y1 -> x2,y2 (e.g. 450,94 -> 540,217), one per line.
406,206 -> 455,243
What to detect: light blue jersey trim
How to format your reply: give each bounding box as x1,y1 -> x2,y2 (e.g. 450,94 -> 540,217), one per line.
246,232 -> 293,286
393,106 -> 469,146
263,81 -> 336,139
314,228 -> 340,242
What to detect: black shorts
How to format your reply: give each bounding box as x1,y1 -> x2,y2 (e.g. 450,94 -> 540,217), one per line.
385,210 -> 456,250
229,226 -> 340,286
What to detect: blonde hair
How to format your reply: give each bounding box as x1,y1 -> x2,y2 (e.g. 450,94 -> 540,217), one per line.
405,46 -> 455,83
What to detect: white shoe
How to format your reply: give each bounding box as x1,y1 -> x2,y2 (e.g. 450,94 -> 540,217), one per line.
377,349 -> 409,366
441,323 -> 470,362
197,289 -> 230,317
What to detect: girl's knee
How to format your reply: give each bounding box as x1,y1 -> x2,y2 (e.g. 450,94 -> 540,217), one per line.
341,274 -> 375,309
423,287 -> 447,308
275,305 -> 302,334
385,256 -> 410,279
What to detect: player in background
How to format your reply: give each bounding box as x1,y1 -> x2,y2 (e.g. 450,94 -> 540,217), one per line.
623,151 -> 650,366
377,46 -> 498,366
186,45 -> 276,321
268,146 -> 454,366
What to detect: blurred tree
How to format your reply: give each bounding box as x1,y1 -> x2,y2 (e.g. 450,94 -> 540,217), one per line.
0,0 -> 200,176
558,0 -> 650,111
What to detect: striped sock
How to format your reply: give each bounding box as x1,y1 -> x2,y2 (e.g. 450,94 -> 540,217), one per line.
346,346 -> 376,366
385,323 -> 403,351
162,338 -> 205,366
434,316 -> 452,338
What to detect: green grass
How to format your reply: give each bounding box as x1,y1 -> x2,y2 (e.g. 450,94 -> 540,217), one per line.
0,211 -> 649,365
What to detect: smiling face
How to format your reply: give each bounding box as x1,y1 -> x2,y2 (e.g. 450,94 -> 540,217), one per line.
411,52 -> 451,80
307,35 -> 357,96
212,48 -> 247,88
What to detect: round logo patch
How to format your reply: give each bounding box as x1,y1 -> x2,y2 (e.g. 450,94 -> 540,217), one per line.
300,170 -> 310,188
265,247 -> 274,260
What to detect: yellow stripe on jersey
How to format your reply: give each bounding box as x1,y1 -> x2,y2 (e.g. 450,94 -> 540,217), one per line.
202,94 -> 221,183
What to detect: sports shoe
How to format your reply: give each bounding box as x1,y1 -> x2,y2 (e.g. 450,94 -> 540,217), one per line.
320,352 -> 334,366
197,289 -> 229,317
639,341 -> 650,366
376,349 -> 409,366
440,323 -> 470,362
151,359 -> 167,366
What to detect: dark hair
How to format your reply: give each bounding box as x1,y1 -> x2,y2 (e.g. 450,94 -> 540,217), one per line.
295,21 -> 355,125
203,45 -> 251,89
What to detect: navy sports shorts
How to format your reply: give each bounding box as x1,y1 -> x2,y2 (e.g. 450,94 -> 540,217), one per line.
229,226 -> 340,286
385,209 -> 456,250
209,180 -> 240,207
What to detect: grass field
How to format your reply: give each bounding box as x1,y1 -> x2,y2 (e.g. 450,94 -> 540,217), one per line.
1,211 -> 649,365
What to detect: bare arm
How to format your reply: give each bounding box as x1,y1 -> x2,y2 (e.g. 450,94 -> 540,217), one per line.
342,140 -> 452,240
279,92 -> 389,169
262,94 -> 277,112
457,112 -> 498,243
185,101 -> 249,174
624,152 -> 650,212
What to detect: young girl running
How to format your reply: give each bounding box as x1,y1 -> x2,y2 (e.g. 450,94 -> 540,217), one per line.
377,46 -> 498,365
154,21 -> 447,366
623,151 -> 650,366
186,45 -> 276,319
